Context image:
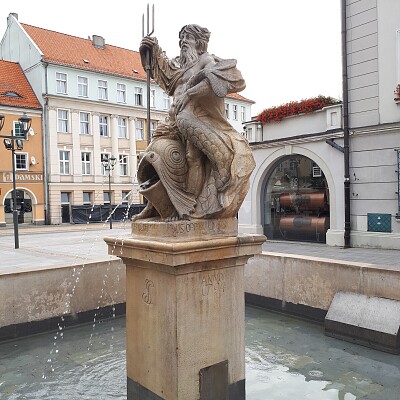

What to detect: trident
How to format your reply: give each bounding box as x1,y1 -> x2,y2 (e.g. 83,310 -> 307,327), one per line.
142,4 -> 155,145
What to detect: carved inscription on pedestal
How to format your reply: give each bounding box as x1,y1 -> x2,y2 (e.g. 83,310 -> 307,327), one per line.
201,272 -> 225,297
132,218 -> 237,240
142,279 -> 154,305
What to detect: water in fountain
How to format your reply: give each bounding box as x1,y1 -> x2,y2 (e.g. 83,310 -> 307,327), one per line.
1,306 -> 399,399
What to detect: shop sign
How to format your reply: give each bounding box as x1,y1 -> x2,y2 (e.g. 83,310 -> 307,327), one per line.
1,172 -> 43,183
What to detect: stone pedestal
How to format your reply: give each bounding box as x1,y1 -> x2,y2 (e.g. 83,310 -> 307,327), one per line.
105,218 -> 265,400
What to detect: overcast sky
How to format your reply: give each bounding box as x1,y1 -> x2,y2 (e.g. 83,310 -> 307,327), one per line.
0,0 -> 343,116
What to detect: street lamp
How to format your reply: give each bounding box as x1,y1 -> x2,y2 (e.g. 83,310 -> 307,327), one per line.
0,113 -> 32,249
101,155 -> 117,229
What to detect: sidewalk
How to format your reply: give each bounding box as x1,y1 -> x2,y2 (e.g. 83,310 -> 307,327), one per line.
1,222 -> 399,272
0,222 -> 130,273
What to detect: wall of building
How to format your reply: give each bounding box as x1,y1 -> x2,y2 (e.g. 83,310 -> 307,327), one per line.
0,108 -> 44,226
345,0 -> 400,249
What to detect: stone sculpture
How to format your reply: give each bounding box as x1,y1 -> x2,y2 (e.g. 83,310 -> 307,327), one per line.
135,24 -> 255,221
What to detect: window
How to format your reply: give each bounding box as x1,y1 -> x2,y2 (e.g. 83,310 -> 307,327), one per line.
56,72 -> 67,94
15,153 -> 28,170
135,119 -> 144,140
78,76 -> 88,97
150,121 -> 157,138
59,150 -> 70,174
122,190 -> 131,203
134,87 -> 143,106
225,103 -> 230,119
83,191 -> 92,204
117,83 -> 126,103
118,117 -> 127,138
98,80 -> 108,100
150,89 -> 156,108
81,152 -> 91,175
119,154 -> 128,176
13,121 -> 26,139
103,191 -> 111,204
163,92 -> 170,110
61,192 -> 70,204
241,106 -> 246,122
233,105 -> 238,120
80,112 -> 90,135
247,127 -> 253,142
57,109 -> 68,133
99,115 -> 108,137
101,153 -> 110,175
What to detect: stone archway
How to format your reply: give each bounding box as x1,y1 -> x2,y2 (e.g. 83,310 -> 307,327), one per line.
261,154 -> 329,243
3,188 -> 35,224
249,145 -> 337,243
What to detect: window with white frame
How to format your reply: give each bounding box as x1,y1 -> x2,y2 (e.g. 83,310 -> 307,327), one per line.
103,191 -> 111,204
150,121 -> 157,137
118,117 -> 127,138
233,105 -> 238,120
80,112 -> 90,135
135,119 -> 144,140
13,121 -> 26,139
122,190 -> 131,203
57,109 -> 69,133
247,127 -> 253,142
119,154 -> 128,176
225,103 -> 230,119
59,150 -> 70,174
15,153 -> 28,170
78,76 -> 88,97
83,191 -> 92,204
99,115 -> 108,137
117,83 -> 126,103
134,87 -> 143,106
150,89 -> 156,108
61,192 -> 70,204
163,92 -> 170,110
98,80 -> 108,100
241,106 -> 246,122
56,72 -> 67,94
81,152 -> 91,175
101,153 -> 110,175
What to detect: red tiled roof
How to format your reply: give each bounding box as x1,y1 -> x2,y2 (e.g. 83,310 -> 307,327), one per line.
21,23 -> 254,103
22,23 -> 147,81
228,92 -> 255,104
0,60 -> 41,109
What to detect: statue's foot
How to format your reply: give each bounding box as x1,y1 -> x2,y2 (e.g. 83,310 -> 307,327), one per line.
164,210 -> 190,222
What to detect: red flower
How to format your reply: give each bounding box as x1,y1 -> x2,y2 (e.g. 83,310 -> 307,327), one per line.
256,95 -> 340,125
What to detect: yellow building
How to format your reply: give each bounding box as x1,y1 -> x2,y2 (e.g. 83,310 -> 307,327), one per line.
0,60 -> 44,226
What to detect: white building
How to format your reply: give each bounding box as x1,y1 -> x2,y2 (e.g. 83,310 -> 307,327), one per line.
1,13 -> 253,225
240,0 -> 400,250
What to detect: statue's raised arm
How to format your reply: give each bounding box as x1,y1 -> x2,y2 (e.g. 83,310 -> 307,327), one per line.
135,24 -> 255,222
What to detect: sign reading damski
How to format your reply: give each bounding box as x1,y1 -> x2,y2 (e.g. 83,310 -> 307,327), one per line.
1,172 -> 43,183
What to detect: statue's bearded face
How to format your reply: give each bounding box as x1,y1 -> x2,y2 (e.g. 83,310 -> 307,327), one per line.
179,35 -> 199,68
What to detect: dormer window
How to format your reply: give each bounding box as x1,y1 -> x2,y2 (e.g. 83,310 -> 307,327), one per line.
4,91 -> 21,98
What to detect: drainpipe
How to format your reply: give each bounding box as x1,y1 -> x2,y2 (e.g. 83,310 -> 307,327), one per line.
42,61 -> 50,224
341,0 -> 351,247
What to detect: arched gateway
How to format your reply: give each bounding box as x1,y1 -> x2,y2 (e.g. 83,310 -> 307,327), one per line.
262,155 -> 330,243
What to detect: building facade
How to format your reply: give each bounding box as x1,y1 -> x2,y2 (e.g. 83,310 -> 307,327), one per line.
240,0 -> 400,250
1,14 -> 253,225
0,60 -> 44,226
239,103 -> 344,245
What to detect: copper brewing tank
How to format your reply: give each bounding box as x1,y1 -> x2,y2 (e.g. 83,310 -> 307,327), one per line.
280,192 -> 327,211
279,216 -> 329,234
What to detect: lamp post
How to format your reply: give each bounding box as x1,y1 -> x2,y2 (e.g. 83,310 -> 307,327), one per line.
0,113 -> 32,249
101,155 -> 117,229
